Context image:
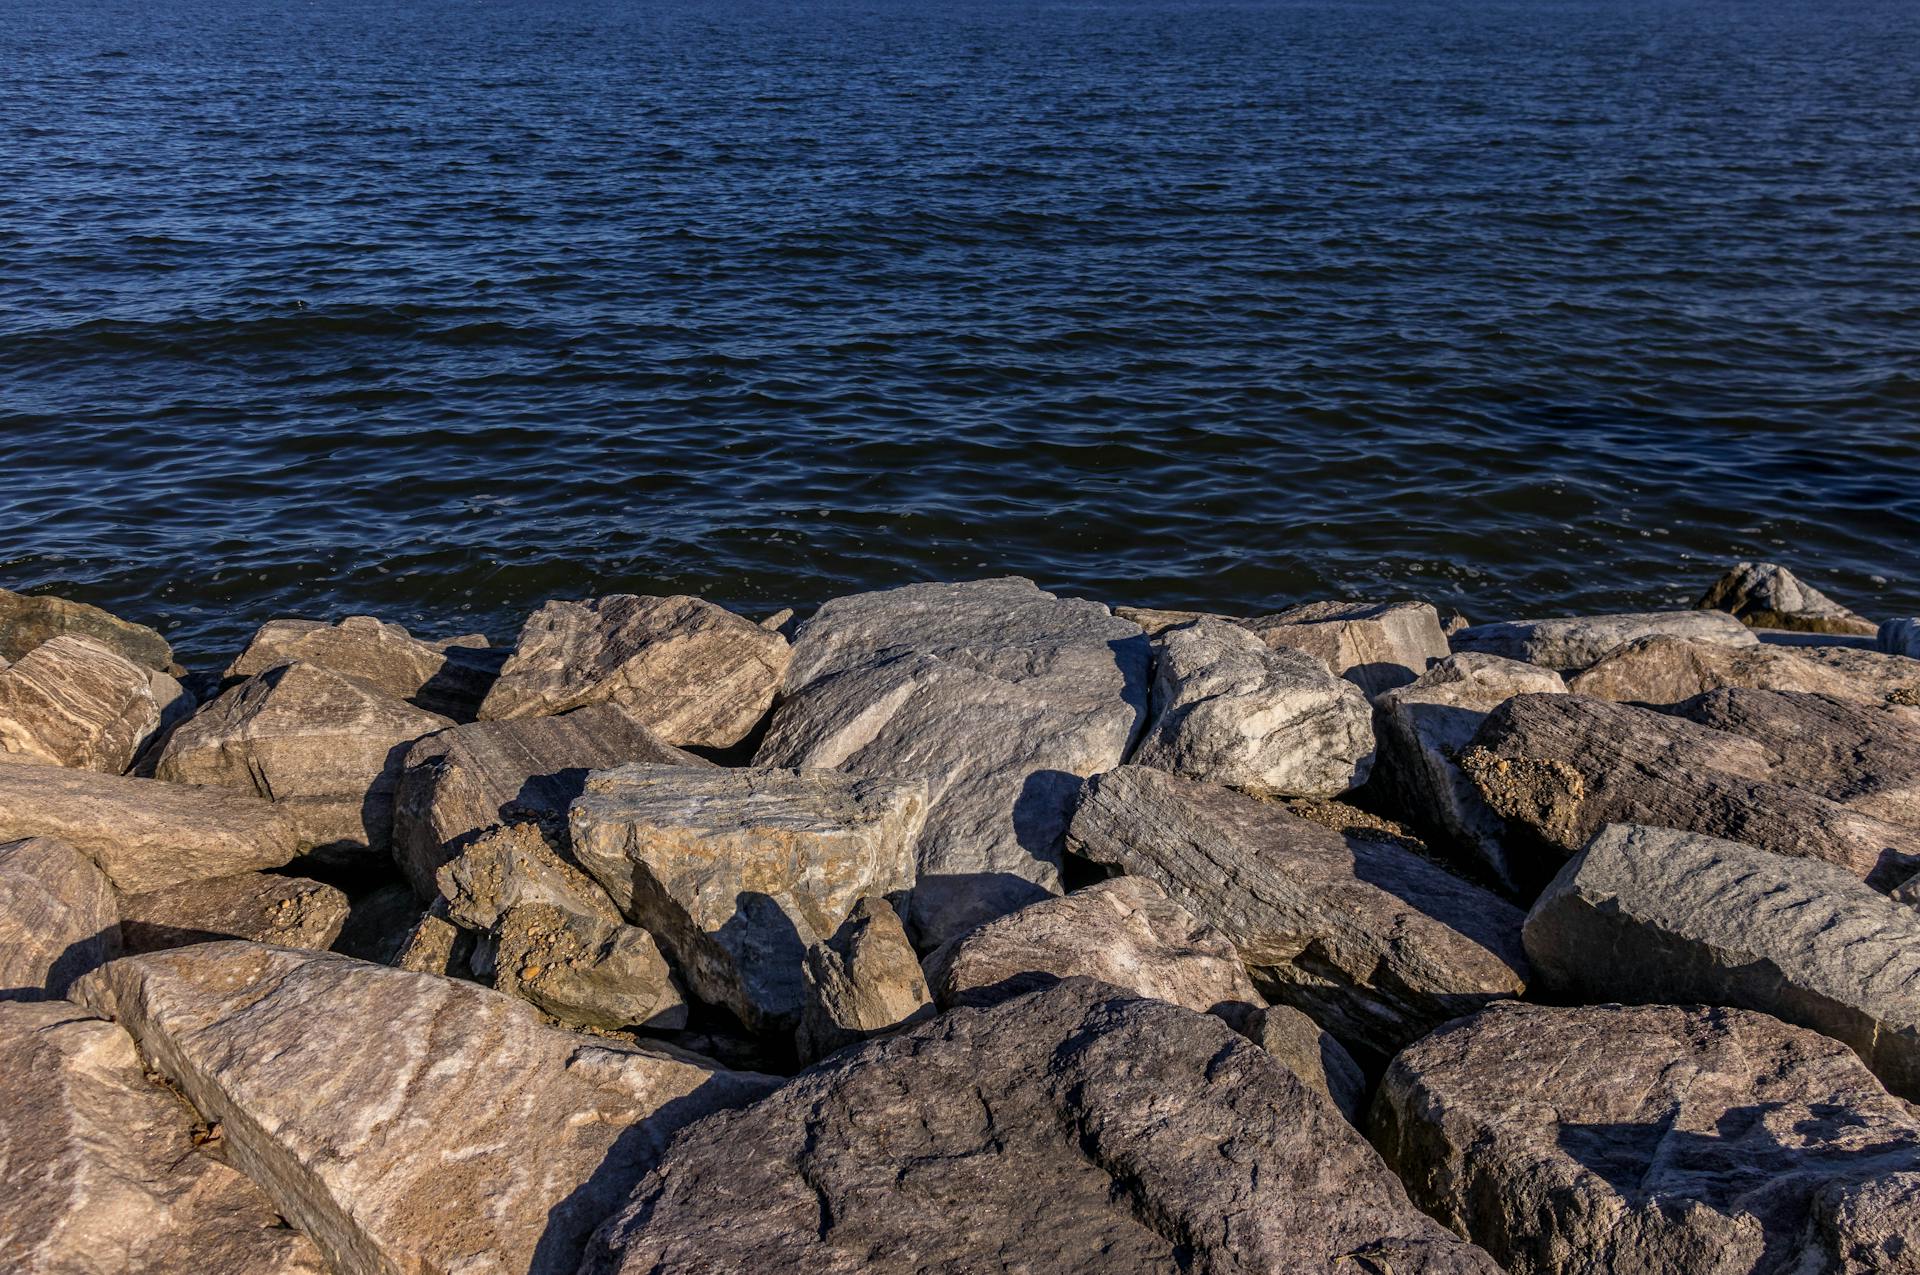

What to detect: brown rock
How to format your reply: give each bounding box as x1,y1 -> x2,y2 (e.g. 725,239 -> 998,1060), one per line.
118,873 -> 349,954
225,615 -> 504,719
1567,634 -> 1897,704
1243,599 -> 1451,697
1697,560 -> 1879,636
1229,1002 -> 1366,1124
1452,610 -> 1756,672
794,895 -> 933,1063
390,899 -> 473,976
0,588 -> 175,672
0,837 -> 119,1001
486,900 -> 687,1031
0,635 -> 164,772
1796,644 -> 1920,707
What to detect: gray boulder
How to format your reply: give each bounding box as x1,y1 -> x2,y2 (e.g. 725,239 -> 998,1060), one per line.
1697,560 -> 1879,636
118,872 -> 349,954
225,614 -> 504,719
0,635 -> 165,772
0,588 -> 175,672
0,837 -> 119,1001
1452,610 -> 1756,672
1243,599 -> 1451,697
795,895 -> 934,1063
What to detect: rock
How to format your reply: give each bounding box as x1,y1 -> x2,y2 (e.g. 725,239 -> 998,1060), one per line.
225,615 -> 504,719
1229,1003 -> 1366,1124
0,838 -> 119,1001
0,754 -> 301,893
1066,765 -> 1528,1065
479,594 -> 789,748
1130,617 -> 1374,798
795,895 -> 933,1063
391,703 -> 705,899
1885,618 -> 1920,659
581,977 -> 1503,1275
486,900 -> 687,1031
0,999 -> 326,1275
1111,604 -> 1219,635
155,661 -> 453,856
1795,644 -> 1920,706
758,577 -> 1149,946
1451,610 -> 1756,673
1372,652 -> 1568,890
1462,693 -> 1920,887
0,588 -> 175,672
1567,633 -> 1912,705
118,873 -> 349,954
1524,823 -> 1920,1100
569,765 -> 925,1032
75,942 -> 778,1275
1243,599 -> 1451,697
0,635 -> 164,772
437,818 -> 623,928
1372,1000 -> 1920,1275
922,875 -> 1264,1017
1697,560 -> 1879,636
390,899 -> 473,976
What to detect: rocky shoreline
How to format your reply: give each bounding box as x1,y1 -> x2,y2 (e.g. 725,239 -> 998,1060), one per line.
2,561 -> 1918,1274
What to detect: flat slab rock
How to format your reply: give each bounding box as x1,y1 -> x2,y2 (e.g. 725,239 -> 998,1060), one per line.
0,635 -> 170,773
1373,1001 -> 1920,1275
0,999 -> 325,1275
0,588 -> 175,672
118,872 -> 349,954
225,615 -> 504,720
1697,560 -> 1880,636
75,942 -> 777,1275
581,978 -> 1503,1275
0,836 -> 120,1001
1452,610 -> 1756,672
1567,633 -> 1920,707
1241,599 -> 1452,697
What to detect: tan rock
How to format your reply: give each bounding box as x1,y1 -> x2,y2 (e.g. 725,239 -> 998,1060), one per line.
1229,1003 -> 1365,1124
0,838 -> 119,1001
118,873 -> 349,955
437,818 -> 623,928
795,896 -> 933,1063
390,899 -> 472,976
1244,599 -> 1451,697
0,589 -> 174,672
1452,610 -> 1757,672
1567,633 -> 1911,705
225,615 -> 504,719
0,636 -> 163,772
1697,560 -> 1879,636
1795,644 -> 1920,708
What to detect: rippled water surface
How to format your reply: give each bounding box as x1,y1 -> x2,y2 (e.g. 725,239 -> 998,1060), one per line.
4,0 -> 1918,662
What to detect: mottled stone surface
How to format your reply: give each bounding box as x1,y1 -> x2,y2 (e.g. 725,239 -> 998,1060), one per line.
76,942 -> 777,1275
479,594 -> 789,748
0,837 -> 119,1001
1067,765 -> 1527,1065
795,895 -> 933,1063
1132,617 -> 1374,798
225,615 -> 504,719
1567,634 -> 1912,705
1796,644 -> 1920,707
1228,1002 -> 1366,1124
570,764 -> 925,1031
1697,560 -> 1880,636
0,999 -> 325,1275
118,873 -> 349,955
583,978 -> 1502,1275
1452,610 -> 1756,672
1243,599 -> 1451,697
437,818 -> 623,929
0,636 -> 164,772
390,899 -> 472,977
487,900 -> 687,1031
0,588 -> 174,672
1525,824 -> 1920,1100
1373,1001 -> 1920,1275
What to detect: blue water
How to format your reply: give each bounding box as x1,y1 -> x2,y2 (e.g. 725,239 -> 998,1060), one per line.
3,0 -> 1918,663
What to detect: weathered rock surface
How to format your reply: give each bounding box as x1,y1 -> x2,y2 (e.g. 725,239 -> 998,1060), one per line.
1373,652 -> 1568,890
76,942 -> 778,1275
0,588 -> 175,672
1525,823 -> 1920,1099
392,703 -> 704,898
1228,1002 -> 1366,1124
1067,765 -> 1528,1064
1796,643 -> 1920,707
118,873 -> 349,955
486,900 -> 687,1031
0,635 -> 165,772
1373,1000 -> 1920,1275
1111,603 -> 1218,635
390,898 -> 473,976
1885,618 -> 1920,659
225,615 -> 504,719
1243,599 -> 1451,697
570,765 -> 924,1032
923,874 -> 1264,1017
1463,692 -> 1920,887
1697,560 -> 1880,636
437,818 -> 623,928
585,978 -> 1502,1275
795,895 -> 933,1063
0,754 -> 301,893
0,999 -> 326,1275
155,661 -> 452,855
479,594 -> 789,748
1567,634 -> 1913,705
1131,617 -> 1374,797
0,837 -> 119,1001
758,577 -> 1149,945
1452,610 -> 1757,672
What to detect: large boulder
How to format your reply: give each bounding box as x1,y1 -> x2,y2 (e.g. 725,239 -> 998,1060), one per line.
1524,823 -> 1920,1100
155,661 -> 453,856
118,873 -> 349,955
0,635 -> 166,772
0,837 -> 119,1001
0,588 -> 175,672
478,594 -> 789,748
1242,599 -> 1451,697
570,765 -> 925,1032
1066,765 -> 1528,1065
756,577 -> 1150,946
224,615 -> 504,719
1696,560 -> 1880,636
1451,610 -> 1756,673
1566,634 -> 1911,705
1796,644 -> 1920,707
1373,1001 -> 1920,1275
0,755 -> 301,893
581,978 -> 1503,1275
795,895 -> 933,1063
75,943 -> 778,1275
1131,617 -> 1374,797
0,999 -> 326,1275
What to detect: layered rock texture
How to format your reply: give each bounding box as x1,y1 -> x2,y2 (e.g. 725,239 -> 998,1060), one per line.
0,588 -> 175,672
224,615 -> 504,719
794,895 -> 933,1062
0,635 -> 170,772
0,836 -> 120,1001
117,872 -> 349,954
1452,609 -> 1756,672
1243,598 -> 1451,696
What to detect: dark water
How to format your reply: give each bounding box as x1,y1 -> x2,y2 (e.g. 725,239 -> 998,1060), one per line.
4,0 -> 1918,664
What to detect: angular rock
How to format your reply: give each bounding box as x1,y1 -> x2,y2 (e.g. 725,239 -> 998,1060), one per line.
582,978 -> 1503,1275
1524,823 -> 1920,1099
486,900 -> 687,1031
479,594 -> 789,748
1229,1002 -> 1366,1124
392,702 -> 704,898
1111,603 -> 1218,636
795,895 -> 932,1063
1373,652 -> 1568,890
0,837 -> 119,1001
0,635 -> 164,772
76,942 -> 778,1275
922,874 -> 1263,1017
225,615 -> 504,719
437,818 -> 624,929
0,588 -> 174,672
0,999 -> 326,1275
1462,692 -> 1920,887
570,765 -> 925,1032
118,873 -> 349,955
1067,765 -> 1528,1065
1243,599 -> 1451,697
1131,617 -> 1374,798
1452,610 -> 1756,673
1795,643 -> 1920,707
1373,1000 -> 1920,1275
1567,633 -> 1909,705
1885,617 -> 1920,659
0,754 -> 301,893
155,661 -> 453,855
758,577 -> 1149,945
1697,560 -> 1880,636
390,898 -> 473,976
